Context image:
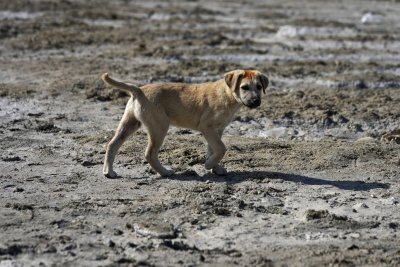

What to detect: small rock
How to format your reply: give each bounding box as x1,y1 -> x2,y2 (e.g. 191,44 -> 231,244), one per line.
116,257 -> 136,264
353,203 -> 369,209
304,209 -> 329,221
259,127 -> 294,139
27,112 -> 44,117
108,239 -> 115,248
94,254 -> 108,261
349,232 -> 360,239
328,199 -> 339,208
388,197 -> 398,205
213,207 -> 230,216
304,209 -> 347,221
229,251 -> 242,257
199,254 -> 205,262
127,242 -> 137,248
0,244 -> 25,256
36,122 -> 59,132
237,200 -> 246,210
114,229 -> 123,236
38,244 -> 57,254
13,187 -> 24,193
133,222 -> 176,239
276,25 -> 298,38
81,160 -> 97,167
163,239 -> 193,251
347,244 -> 359,250
355,137 -> 375,143
196,224 -> 206,230
62,244 -> 76,251
381,129 -> 400,144
361,12 -> 383,24
2,155 -> 22,162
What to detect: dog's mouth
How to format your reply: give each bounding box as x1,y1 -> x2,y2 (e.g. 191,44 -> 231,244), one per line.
243,99 -> 261,109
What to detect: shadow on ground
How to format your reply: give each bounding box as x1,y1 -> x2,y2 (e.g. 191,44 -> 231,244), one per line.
165,170 -> 389,191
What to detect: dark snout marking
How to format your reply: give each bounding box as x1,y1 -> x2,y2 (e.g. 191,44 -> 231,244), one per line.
246,98 -> 261,108
252,98 -> 261,107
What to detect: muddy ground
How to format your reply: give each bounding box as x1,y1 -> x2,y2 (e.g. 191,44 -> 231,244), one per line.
1,0 -> 400,266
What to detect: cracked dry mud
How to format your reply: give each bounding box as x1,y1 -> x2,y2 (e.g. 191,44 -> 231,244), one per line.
1,0 -> 400,266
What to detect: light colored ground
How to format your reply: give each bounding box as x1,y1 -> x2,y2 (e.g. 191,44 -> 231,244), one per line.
1,0 -> 399,266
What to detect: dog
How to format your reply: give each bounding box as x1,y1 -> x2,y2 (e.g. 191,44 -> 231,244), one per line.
101,70 -> 268,178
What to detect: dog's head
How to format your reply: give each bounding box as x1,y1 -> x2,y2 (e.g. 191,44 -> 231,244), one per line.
224,70 -> 269,108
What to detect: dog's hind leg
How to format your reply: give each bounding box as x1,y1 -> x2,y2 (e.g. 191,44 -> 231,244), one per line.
103,111 -> 140,178
144,118 -> 174,177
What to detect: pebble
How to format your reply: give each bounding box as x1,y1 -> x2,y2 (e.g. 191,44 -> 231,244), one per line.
259,127 -> 294,139
199,254 -> 205,262
276,25 -> 299,38
328,199 -> 339,208
114,229 -> 123,236
349,232 -> 360,239
2,155 -> 22,162
355,137 -> 375,143
108,239 -> 115,247
361,12 -> 383,24
81,160 -> 97,167
352,202 -> 369,209
133,222 -> 176,239
388,197 -> 398,205
13,187 -> 24,193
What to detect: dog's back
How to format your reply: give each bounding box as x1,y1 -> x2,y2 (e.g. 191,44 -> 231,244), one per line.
139,81 -> 239,130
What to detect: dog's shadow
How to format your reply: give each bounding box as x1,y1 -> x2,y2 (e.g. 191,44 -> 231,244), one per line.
166,170 -> 389,191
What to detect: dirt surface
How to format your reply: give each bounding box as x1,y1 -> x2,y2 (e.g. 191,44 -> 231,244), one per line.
1,0 -> 400,266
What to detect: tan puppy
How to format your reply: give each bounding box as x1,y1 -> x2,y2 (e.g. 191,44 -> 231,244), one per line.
101,70 -> 268,178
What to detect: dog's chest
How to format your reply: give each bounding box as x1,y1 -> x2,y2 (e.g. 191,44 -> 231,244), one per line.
206,107 -> 238,128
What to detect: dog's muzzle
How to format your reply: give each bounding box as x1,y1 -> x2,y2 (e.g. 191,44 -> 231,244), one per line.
245,98 -> 261,109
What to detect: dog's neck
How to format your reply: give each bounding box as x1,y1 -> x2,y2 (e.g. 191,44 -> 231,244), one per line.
220,80 -> 242,109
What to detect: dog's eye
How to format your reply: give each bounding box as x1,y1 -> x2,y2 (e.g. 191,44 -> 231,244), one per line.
241,85 -> 250,91
257,84 -> 262,90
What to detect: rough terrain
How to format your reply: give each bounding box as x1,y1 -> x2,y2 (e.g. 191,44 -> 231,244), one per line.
1,0 -> 400,266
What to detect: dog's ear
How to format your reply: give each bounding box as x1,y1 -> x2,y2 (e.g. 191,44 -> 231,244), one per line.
224,70 -> 244,91
258,72 -> 269,94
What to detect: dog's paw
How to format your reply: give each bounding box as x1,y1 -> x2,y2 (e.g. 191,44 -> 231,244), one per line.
161,169 -> 175,177
104,170 -> 118,178
212,166 -> 227,176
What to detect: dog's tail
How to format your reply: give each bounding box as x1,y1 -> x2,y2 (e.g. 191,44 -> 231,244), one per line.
101,73 -> 143,98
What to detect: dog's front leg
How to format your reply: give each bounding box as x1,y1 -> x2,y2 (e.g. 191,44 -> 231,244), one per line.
203,129 -> 227,176
206,128 -> 224,159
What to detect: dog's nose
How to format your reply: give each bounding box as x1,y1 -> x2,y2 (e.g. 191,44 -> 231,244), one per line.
252,98 -> 261,107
